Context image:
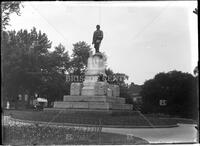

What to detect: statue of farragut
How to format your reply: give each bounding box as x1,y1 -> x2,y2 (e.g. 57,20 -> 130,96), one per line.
92,25 -> 103,53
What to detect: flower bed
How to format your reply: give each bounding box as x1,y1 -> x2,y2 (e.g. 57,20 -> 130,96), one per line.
2,124 -> 148,145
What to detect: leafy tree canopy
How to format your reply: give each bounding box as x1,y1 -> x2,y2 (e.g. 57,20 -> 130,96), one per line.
1,1 -> 23,29
69,41 -> 92,75
1,27 -> 71,103
141,70 -> 197,119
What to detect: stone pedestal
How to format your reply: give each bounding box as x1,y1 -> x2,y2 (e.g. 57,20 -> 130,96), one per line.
51,52 -> 133,111
70,83 -> 83,96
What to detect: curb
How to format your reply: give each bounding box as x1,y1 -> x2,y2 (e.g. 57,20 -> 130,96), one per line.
9,117 -> 179,128
159,117 -> 196,121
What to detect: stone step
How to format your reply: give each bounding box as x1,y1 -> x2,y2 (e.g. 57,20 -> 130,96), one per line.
111,103 -> 133,110
54,102 -> 108,109
54,101 -> 132,110
63,95 -> 125,104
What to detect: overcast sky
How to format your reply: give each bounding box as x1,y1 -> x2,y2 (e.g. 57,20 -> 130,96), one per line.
6,1 -> 198,85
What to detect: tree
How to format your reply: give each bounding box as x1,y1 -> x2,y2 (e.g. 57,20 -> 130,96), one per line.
1,1 -> 23,29
39,44 -> 70,102
1,27 -> 73,105
1,27 -> 52,102
141,70 -> 197,119
69,41 -> 92,76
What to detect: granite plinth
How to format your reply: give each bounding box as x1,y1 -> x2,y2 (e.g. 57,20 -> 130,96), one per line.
81,82 -> 108,96
85,52 -> 106,76
109,85 -> 120,97
107,88 -> 112,97
63,95 -> 125,103
70,83 -> 83,96
54,101 -> 133,110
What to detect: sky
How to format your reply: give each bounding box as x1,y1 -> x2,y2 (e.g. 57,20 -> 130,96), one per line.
6,1 -> 198,85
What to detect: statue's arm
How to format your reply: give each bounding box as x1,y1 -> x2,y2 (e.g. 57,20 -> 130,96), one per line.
101,31 -> 104,40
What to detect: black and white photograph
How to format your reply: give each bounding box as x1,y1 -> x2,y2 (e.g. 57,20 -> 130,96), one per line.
1,1 -> 199,145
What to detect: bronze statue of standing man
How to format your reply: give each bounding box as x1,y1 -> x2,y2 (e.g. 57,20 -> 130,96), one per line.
92,25 -> 103,53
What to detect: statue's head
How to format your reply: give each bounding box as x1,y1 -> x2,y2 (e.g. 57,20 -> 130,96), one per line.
96,25 -> 100,30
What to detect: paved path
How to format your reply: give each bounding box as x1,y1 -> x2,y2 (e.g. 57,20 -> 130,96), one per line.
103,123 -> 198,144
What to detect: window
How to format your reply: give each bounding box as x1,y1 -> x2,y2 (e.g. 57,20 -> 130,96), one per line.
18,94 -> 22,100
160,99 -> 167,106
24,94 -> 28,101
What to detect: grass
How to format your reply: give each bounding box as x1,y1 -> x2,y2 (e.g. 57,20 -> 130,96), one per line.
2,124 -> 149,145
3,109 -> 196,126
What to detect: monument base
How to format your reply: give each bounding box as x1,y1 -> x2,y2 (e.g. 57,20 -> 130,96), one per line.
53,95 -> 133,110
47,52 -> 134,113
63,95 -> 125,103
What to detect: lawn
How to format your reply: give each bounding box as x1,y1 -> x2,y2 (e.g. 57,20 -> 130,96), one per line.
2,124 -> 148,145
3,109 -> 196,126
